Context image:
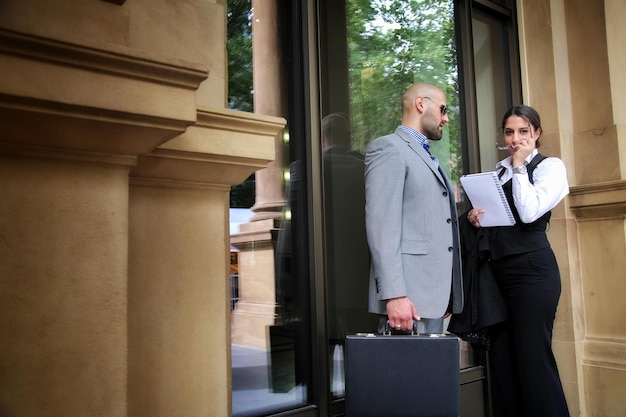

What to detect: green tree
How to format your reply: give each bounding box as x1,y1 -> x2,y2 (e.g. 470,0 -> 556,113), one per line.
227,0 -> 255,207
347,0 -> 462,181
227,0 -> 253,112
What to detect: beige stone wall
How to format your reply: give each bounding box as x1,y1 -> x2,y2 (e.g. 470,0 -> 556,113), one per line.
519,0 -> 626,415
128,108 -> 282,417
0,1 -> 282,417
0,151 -> 132,416
2,0 -> 625,416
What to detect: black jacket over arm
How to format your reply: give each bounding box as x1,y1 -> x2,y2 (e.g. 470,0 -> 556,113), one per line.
447,215 -> 507,348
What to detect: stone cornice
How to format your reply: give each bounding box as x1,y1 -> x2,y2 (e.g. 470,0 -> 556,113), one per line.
0,142 -> 137,167
0,28 -> 209,156
195,106 -> 287,137
0,28 -> 207,89
0,94 -> 193,155
130,106 -> 285,187
158,106 -> 285,162
568,180 -> 626,220
584,337 -> 626,370
230,219 -> 280,251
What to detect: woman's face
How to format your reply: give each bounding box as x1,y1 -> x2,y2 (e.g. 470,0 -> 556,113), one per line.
503,115 -> 540,155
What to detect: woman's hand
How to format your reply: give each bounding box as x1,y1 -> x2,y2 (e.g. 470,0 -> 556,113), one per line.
511,137 -> 535,167
467,209 -> 484,228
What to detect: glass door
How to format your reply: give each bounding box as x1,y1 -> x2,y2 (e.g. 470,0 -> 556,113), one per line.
228,1 -> 317,416
227,0 -> 522,415
319,0 -> 470,414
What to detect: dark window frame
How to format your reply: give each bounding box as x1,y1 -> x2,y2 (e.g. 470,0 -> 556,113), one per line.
230,0 -> 522,415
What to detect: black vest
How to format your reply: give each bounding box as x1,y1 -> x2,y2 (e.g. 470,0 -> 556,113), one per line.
489,153 -> 551,260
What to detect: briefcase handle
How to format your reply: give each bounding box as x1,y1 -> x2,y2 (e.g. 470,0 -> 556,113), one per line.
383,320 -> 419,336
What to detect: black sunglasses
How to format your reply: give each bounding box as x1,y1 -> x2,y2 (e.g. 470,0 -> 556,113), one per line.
423,96 -> 448,116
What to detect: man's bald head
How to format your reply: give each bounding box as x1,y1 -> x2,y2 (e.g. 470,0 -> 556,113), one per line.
400,82 -> 448,140
402,82 -> 443,117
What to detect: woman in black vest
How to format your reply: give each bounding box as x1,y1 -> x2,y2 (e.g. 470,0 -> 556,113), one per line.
466,105 -> 570,416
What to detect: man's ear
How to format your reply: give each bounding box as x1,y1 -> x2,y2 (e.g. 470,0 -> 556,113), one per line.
414,97 -> 424,114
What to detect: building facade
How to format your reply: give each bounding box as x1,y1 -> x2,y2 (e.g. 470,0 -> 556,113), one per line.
0,0 -> 624,416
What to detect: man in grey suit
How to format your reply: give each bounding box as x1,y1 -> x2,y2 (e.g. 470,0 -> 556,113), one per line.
365,82 -> 463,334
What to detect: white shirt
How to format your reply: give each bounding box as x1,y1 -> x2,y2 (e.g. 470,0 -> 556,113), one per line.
496,149 -> 569,224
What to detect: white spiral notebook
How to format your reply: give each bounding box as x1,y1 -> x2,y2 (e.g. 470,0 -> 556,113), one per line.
460,171 -> 516,227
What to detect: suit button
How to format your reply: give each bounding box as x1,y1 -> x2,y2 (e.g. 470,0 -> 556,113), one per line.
442,191 -> 448,197
448,246 -> 453,252
447,218 -> 452,224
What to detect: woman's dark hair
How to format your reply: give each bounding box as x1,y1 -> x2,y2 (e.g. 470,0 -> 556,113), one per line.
501,104 -> 542,148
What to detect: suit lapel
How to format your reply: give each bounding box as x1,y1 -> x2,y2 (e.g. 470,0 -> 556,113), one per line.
395,129 -> 446,186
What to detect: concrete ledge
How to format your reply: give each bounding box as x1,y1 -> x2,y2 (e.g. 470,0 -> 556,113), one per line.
568,180 -> 626,220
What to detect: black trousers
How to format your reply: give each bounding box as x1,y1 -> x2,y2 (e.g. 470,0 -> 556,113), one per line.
488,247 -> 570,417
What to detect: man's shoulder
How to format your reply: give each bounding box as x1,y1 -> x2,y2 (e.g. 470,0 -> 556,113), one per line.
367,131 -> 405,150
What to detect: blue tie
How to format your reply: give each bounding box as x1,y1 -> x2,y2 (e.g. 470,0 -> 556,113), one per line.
422,142 -> 439,167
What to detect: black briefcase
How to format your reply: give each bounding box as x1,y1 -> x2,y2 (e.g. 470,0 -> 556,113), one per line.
345,329 -> 460,417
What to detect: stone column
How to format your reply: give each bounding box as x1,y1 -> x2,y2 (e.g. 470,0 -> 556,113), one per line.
605,0 -> 626,179
251,0 -> 289,219
0,37 -> 196,417
520,0 -> 626,415
0,149 -> 132,417
0,1 -> 208,415
565,0 -> 626,415
127,107 -> 283,417
229,0 -> 290,348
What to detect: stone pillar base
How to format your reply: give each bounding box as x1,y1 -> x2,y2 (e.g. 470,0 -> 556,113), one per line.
231,219 -> 282,349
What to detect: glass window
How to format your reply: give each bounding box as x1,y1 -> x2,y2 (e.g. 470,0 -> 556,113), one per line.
472,9 -> 513,172
321,0 -> 470,401
227,0 -> 521,414
228,1 -> 312,415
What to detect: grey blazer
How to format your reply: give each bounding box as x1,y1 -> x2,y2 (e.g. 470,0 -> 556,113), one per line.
365,128 -> 463,318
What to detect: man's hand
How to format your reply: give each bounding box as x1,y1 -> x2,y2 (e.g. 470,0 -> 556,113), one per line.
386,297 -> 420,331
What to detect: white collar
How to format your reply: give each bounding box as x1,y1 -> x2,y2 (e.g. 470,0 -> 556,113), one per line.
496,148 -> 539,170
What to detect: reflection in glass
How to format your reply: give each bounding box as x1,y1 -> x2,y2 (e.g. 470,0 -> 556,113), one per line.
230,149 -> 310,417
345,0 -> 462,188
321,0 -> 475,399
321,113 -> 379,397
473,10 -> 510,172
228,0 -> 310,415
